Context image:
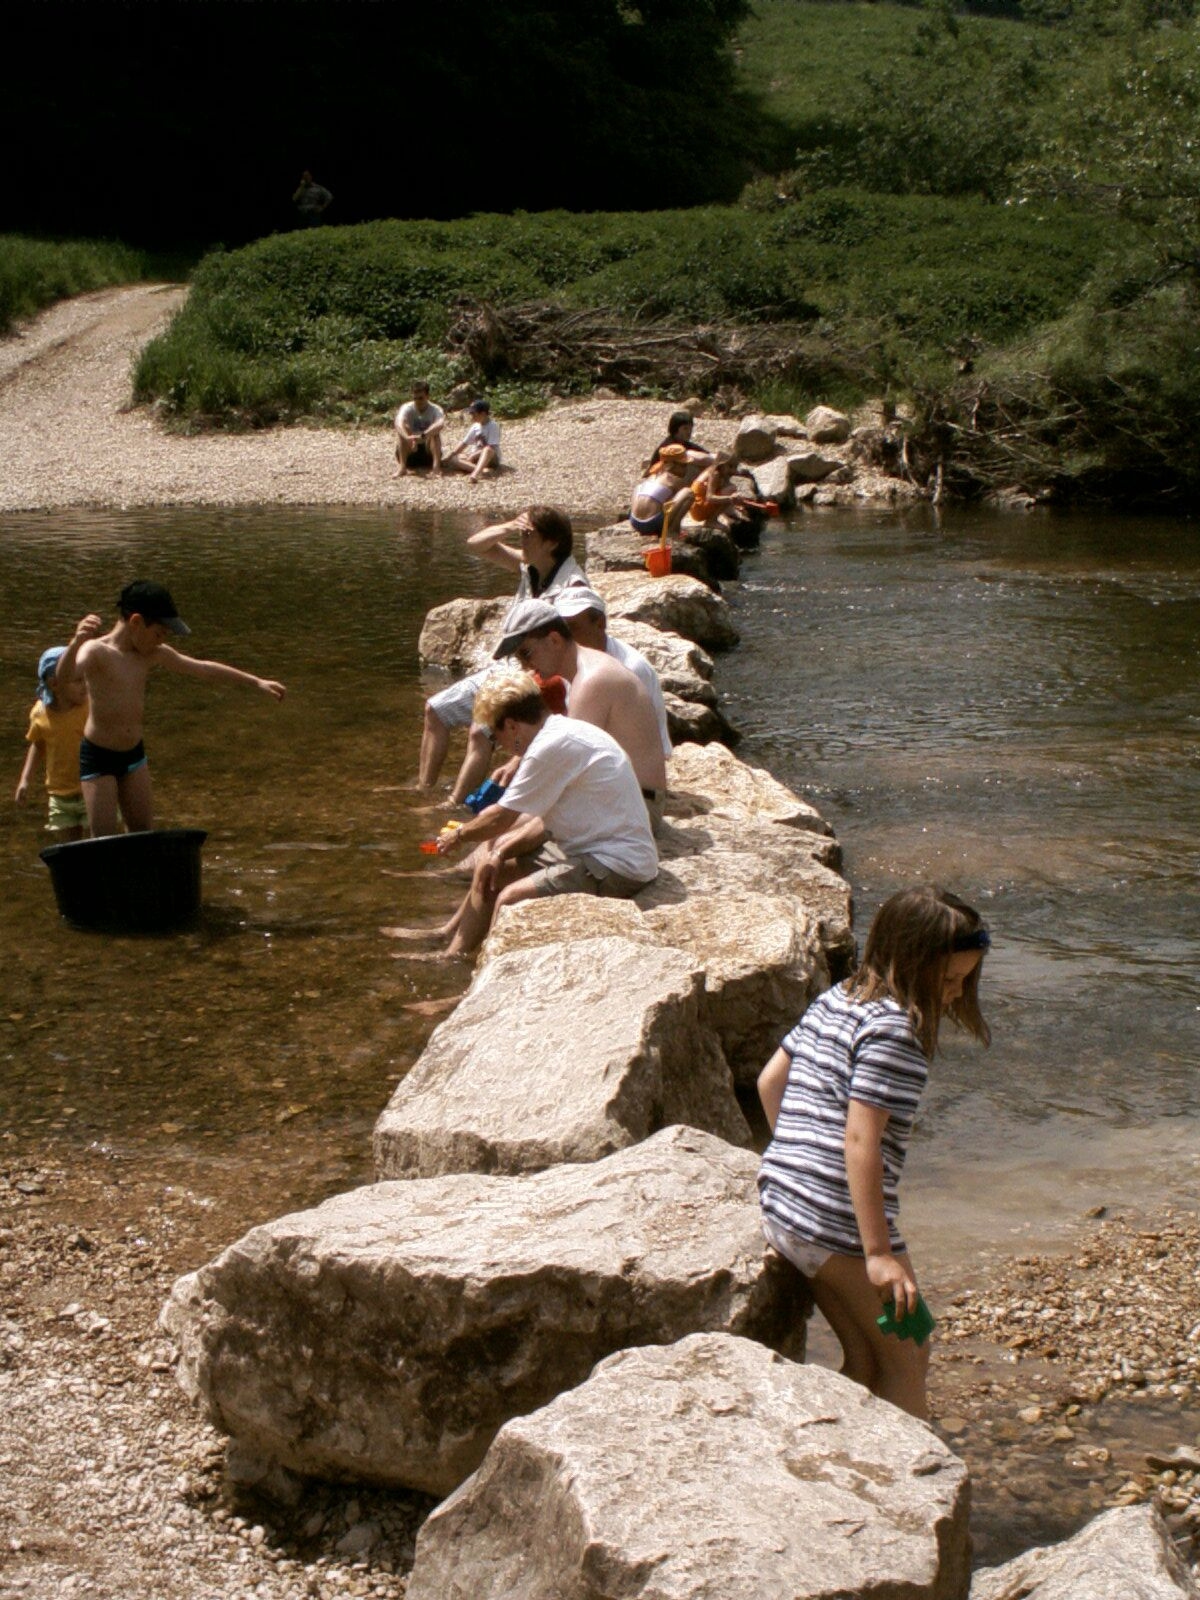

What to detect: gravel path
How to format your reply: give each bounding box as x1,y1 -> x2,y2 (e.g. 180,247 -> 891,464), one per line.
0,286 -> 742,516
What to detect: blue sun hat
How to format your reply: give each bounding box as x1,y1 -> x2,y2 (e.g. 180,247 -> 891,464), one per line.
37,646 -> 66,705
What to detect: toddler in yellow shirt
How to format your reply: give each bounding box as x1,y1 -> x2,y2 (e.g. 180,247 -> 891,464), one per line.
15,647 -> 89,840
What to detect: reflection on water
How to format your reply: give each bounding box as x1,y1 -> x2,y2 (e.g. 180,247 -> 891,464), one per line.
2,503 -> 1197,1251
721,506 -> 1200,1248
0,507 -> 546,1218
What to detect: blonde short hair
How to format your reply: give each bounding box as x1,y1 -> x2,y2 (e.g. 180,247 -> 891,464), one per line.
472,670 -> 546,734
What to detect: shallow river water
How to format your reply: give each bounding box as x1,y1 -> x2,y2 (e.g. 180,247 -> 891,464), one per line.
718,506 -> 1199,1279
2,503 -> 1197,1572
3,501 -> 1196,1270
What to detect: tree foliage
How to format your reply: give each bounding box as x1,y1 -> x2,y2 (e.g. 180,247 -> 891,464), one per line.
4,0 -> 763,246
1021,11 -> 1200,278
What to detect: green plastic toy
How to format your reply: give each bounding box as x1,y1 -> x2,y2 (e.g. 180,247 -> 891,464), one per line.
877,1291 -> 936,1346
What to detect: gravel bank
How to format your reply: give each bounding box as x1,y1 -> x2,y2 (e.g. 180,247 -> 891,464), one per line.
4,1146 -> 1197,1598
0,286 -> 744,516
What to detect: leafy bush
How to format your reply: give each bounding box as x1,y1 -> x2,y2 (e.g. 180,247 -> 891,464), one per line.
135,198 -> 1108,427
0,235 -> 146,333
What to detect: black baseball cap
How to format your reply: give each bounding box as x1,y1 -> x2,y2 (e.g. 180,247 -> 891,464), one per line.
117,580 -> 190,636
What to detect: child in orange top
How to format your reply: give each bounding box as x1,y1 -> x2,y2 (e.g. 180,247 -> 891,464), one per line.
15,647 -> 90,841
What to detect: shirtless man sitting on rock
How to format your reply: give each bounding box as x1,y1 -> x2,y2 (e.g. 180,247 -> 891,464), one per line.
382,671 -> 658,957
486,599 -> 668,829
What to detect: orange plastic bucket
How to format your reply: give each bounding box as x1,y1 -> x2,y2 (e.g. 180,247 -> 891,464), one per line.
644,545 -> 672,578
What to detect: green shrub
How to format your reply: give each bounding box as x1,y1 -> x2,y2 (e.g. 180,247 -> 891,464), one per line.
0,235 -> 147,333
134,197 -> 1111,427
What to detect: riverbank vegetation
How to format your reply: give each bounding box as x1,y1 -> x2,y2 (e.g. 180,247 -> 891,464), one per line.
36,0 -> 1200,506
132,197 -> 1106,429
0,236 -> 146,335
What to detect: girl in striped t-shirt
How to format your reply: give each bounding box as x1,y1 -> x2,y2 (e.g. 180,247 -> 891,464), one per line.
758,885 -> 991,1419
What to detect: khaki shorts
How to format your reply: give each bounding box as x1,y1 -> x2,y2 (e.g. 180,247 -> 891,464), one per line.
642,787 -> 665,834
47,792 -> 88,832
524,840 -> 654,900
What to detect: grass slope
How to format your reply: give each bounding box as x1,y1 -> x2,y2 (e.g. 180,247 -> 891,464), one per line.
0,237 -> 147,335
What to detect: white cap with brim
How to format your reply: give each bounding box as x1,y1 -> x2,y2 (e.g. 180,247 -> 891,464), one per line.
552,585 -> 607,620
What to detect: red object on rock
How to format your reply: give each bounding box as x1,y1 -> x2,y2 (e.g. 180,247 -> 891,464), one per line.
537,674 -> 569,715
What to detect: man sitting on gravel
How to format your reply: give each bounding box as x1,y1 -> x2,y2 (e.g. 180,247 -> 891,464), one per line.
492,600 -> 667,826
383,671 -> 658,956
393,381 -> 445,476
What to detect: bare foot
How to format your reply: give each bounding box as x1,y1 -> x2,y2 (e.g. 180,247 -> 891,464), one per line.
401,997 -> 460,1016
379,924 -> 444,943
390,949 -> 467,964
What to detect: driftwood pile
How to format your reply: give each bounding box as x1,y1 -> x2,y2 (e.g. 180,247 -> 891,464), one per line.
444,299 -> 875,402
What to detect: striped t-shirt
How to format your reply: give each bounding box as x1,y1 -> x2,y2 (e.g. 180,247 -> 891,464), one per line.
758,983 -> 929,1256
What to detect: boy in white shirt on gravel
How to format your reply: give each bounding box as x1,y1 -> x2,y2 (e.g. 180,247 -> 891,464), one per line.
443,398 -> 501,481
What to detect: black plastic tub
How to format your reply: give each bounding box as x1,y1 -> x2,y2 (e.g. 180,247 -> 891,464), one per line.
40,828 -> 208,933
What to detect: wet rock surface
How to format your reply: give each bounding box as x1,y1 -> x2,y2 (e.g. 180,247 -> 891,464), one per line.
664,738 -> 835,836
372,936 -> 750,1179
162,1130 -> 807,1497
593,570 -> 740,650
407,1332 -> 971,1600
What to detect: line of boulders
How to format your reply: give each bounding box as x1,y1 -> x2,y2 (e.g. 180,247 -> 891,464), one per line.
160,560 -> 1194,1597
735,404 -> 924,513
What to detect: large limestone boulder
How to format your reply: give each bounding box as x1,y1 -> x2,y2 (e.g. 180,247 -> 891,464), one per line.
747,454 -> 795,508
163,1133 -> 810,1498
407,1332 -> 970,1600
608,619 -> 716,704
482,897 -> 661,964
584,523 -> 724,590
418,595 -> 508,672
970,1504 -> 1197,1599
373,936 -> 750,1180
678,520 -> 740,580
734,414 -> 777,464
641,819 -> 855,976
788,450 -> 843,483
594,571 -> 739,651
759,411 -> 808,439
479,893 -> 830,1087
804,404 -> 852,445
583,521 -> 651,574
665,690 -> 740,747
666,740 -> 834,839
644,894 -> 830,1085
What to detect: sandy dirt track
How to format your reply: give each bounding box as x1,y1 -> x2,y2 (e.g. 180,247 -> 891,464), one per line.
0,285 -> 740,516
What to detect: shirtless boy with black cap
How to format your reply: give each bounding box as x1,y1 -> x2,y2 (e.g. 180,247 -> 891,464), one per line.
55,580 -> 286,837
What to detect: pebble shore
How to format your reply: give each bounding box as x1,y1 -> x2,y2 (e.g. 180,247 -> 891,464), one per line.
6,1143 -> 1198,1594
0,285 -> 743,517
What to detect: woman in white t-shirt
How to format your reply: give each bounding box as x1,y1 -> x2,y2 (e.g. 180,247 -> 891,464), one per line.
758,885 -> 991,1420
444,398 -> 502,481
